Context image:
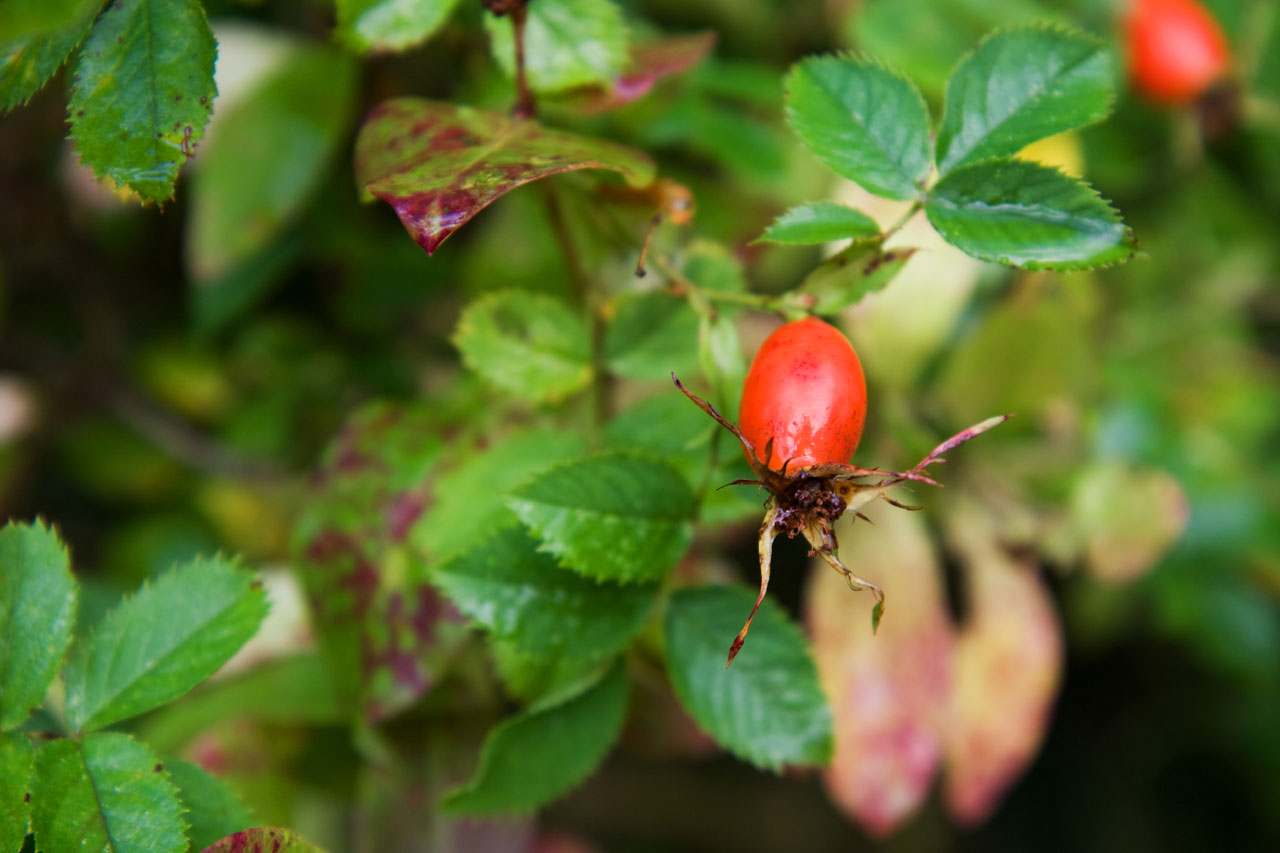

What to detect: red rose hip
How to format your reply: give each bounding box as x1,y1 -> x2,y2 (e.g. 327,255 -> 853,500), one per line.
1126,0 -> 1230,104
739,317 -> 867,472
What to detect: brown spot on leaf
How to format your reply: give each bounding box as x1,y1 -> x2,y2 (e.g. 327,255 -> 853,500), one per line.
154,763 -> 163,772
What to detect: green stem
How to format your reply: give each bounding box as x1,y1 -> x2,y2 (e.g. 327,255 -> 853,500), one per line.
884,200 -> 923,241
541,185 -> 608,446
649,253 -> 810,317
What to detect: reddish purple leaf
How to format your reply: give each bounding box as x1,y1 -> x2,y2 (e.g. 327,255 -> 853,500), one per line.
295,402 -> 466,723
806,507 -> 954,838
354,98 -> 655,254
202,827 -> 324,852
942,505 -> 1063,825
575,32 -> 717,114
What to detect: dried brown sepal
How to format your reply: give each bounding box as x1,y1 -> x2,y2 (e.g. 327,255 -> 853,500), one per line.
674,373 -> 1009,665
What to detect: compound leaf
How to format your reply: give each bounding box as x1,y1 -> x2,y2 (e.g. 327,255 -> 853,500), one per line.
665,586 -> 832,771
925,158 -> 1135,270
62,556 -> 268,733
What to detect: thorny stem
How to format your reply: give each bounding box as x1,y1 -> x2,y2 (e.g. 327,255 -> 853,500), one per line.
541,184 -> 609,445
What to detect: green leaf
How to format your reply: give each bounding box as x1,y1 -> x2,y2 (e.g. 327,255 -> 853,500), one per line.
30,732 -> 186,853
936,25 -> 1113,174
430,526 -> 655,697
604,290 -> 700,381
186,41 -> 357,284
414,429 -> 587,562
203,828 -> 327,853
441,662 -> 628,816
509,452 -> 695,583
925,158 -> 1136,270
337,0 -> 462,53
754,202 -> 881,246
0,733 -> 33,852
681,239 -> 746,294
355,98 -> 653,255
485,0 -> 627,94
665,586 -> 833,771
62,556 -> 268,733
785,54 -> 932,200
138,655 -> 340,755
698,312 -> 745,418
453,290 -> 592,403
0,521 -> 77,731
800,242 -> 915,314
0,0 -> 103,113
67,0 -> 217,202
167,759 -> 253,851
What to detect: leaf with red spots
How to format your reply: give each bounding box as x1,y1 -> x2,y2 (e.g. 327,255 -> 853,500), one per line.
572,31 -> 717,114
942,502 -> 1063,825
806,505 -> 953,838
202,827 -> 325,853
294,401 -> 466,723
354,98 -> 654,255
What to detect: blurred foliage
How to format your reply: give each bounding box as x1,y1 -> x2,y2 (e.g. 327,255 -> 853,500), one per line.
1,0 -> 1279,850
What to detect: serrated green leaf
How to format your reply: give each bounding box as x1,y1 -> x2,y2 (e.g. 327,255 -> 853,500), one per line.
63,556 -> 268,733
801,242 -> 914,314
30,732 -> 186,853
485,0 -> 627,93
755,202 -> 881,246
441,661 -> 627,816
67,0 -> 217,202
509,452 -> 695,583
0,733 -> 33,852
0,0 -> 103,113
925,158 -> 1136,270
414,429 -> 586,562
0,521 -> 77,731
453,290 -> 592,403
431,526 -> 655,697
337,0 -> 462,53
203,828 -> 326,852
785,54 -> 932,200
604,290 -> 700,381
187,41 -> 357,284
936,25 -> 1113,174
665,586 -> 832,771
167,759 -> 253,851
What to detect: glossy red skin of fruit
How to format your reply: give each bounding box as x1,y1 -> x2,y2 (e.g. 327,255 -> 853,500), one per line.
738,317 -> 867,473
1126,0 -> 1230,104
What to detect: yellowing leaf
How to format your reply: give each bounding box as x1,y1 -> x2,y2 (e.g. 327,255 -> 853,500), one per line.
805,505 -> 953,837
1073,462 -> 1189,583
942,503 -> 1062,825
